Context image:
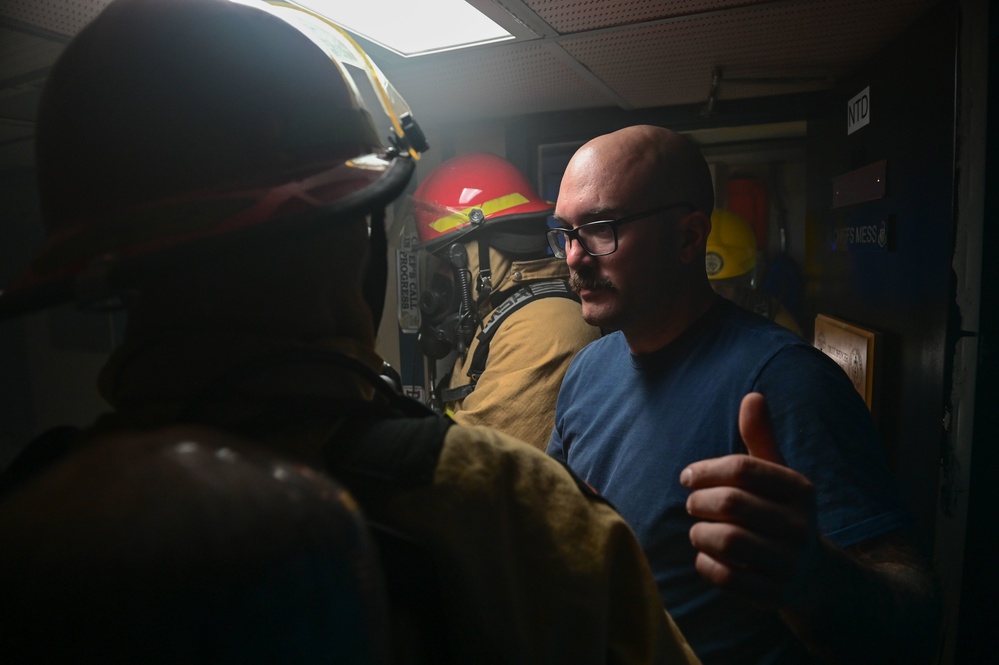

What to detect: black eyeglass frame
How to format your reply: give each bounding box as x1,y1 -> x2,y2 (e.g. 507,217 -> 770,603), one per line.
546,202 -> 695,258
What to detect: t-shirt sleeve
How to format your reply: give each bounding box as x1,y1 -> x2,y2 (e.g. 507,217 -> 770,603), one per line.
753,343 -> 907,547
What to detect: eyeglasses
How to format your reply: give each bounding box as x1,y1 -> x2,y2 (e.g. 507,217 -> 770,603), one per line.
546,202 -> 694,258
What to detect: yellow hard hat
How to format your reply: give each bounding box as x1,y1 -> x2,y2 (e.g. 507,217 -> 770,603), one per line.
706,209 -> 757,280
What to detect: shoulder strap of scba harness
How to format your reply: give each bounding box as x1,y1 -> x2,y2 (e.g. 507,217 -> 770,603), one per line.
440,280 -> 578,403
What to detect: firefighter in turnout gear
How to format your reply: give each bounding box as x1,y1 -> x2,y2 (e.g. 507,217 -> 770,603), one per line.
412,153 -> 601,450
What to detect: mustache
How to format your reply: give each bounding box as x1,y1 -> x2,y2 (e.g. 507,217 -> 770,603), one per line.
569,271 -> 614,293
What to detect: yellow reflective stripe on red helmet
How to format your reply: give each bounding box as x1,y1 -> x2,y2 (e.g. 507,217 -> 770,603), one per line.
428,193 -> 531,234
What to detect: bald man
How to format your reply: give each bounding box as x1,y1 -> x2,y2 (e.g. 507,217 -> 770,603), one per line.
546,125 -> 938,664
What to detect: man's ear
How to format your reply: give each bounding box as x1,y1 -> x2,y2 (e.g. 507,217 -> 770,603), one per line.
677,210 -> 711,264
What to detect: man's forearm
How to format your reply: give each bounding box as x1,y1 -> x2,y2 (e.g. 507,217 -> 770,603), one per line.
780,536 -> 940,664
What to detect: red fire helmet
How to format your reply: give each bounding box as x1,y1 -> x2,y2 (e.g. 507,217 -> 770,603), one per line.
411,153 -> 553,252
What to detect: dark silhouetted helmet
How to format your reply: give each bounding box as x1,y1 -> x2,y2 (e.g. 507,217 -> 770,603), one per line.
0,0 -> 427,319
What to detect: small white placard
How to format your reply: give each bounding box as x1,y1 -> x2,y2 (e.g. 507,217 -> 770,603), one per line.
847,86 -> 870,135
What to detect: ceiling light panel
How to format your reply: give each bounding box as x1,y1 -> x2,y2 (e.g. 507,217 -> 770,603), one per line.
294,0 -> 514,56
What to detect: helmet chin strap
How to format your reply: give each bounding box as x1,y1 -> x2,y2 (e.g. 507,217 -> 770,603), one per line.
464,207 -> 491,304
476,234 -> 492,304
363,209 -> 388,331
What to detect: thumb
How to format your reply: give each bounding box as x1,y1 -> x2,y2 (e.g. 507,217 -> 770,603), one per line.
739,392 -> 786,466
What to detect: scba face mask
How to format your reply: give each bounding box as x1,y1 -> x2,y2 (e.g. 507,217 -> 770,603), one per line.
417,243 -> 477,361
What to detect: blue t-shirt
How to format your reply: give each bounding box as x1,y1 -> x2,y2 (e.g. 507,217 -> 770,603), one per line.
547,297 -> 905,665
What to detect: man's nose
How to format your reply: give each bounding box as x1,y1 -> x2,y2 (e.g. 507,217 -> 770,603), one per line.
565,237 -> 593,270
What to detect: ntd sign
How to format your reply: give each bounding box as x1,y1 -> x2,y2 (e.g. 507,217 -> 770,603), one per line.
847,86 -> 870,135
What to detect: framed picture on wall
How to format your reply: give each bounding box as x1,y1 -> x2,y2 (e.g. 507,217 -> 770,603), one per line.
813,314 -> 879,412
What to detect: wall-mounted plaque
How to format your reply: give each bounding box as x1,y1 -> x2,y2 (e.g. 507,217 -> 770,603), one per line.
813,314 -> 879,412
832,159 -> 887,208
